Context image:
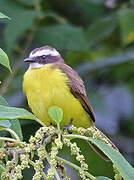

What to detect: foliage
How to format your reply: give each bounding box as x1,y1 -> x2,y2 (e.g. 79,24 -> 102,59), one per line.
1,0 -> 134,179
0,96 -> 23,141
0,12 -> 11,20
0,105 -> 134,179
48,106 -> 63,124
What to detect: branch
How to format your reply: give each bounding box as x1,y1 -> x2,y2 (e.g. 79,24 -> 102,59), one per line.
44,149 -> 61,180
0,30 -> 35,95
0,137 -> 21,143
4,128 -> 21,142
56,156 -> 96,180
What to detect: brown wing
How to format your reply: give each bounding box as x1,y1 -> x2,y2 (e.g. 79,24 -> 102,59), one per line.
52,62 -> 96,122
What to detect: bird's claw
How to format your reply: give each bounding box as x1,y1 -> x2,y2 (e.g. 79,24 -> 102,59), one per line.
63,119 -> 73,134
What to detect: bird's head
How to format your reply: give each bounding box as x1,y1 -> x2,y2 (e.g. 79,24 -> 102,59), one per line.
24,46 -> 64,69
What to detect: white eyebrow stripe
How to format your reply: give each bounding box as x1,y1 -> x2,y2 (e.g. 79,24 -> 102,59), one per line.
30,49 -> 60,58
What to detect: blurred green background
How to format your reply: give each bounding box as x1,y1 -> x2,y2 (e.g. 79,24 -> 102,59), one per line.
1,0 -> 134,179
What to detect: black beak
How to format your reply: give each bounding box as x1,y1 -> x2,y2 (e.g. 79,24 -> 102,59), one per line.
24,57 -> 35,63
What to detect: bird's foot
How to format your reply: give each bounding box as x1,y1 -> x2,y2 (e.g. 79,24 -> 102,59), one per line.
63,119 -> 73,134
40,132 -> 47,144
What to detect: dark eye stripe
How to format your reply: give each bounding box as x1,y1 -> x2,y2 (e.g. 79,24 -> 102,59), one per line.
34,55 -> 64,64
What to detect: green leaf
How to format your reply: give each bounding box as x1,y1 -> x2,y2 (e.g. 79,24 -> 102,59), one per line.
0,105 -> 36,120
88,137 -> 134,180
64,50 -> 91,66
87,15 -> 117,46
0,0 -> 38,51
96,177 -> 112,180
36,24 -> 88,51
0,48 -> 12,72
48,106 -> 63,124
119,8 -> 134,45
0,96 -> 8,106
0,120 -> 11,128
0,12 -> 11,20
5,10 -> 38,51
10,119 -> 23,140
0,96 -> 11,128
74,0 -> 104,23
0,126 -> 8,131
17,0 -> 34,6
5,11 -> 38,51
0,96 -> 23,140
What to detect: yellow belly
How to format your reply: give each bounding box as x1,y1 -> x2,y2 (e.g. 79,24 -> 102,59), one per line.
23,64 -> 93,128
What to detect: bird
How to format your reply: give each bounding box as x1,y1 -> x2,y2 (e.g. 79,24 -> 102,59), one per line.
23,45 -> 118,160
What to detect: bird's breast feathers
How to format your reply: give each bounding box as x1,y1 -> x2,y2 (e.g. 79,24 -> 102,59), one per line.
23,64 -> 92,127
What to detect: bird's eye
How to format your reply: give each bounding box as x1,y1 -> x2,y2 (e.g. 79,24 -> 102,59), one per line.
42,55 -> 46,59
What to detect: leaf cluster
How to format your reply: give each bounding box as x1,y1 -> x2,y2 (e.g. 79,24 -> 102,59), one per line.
1,1 -> 134,179
0,103 -> 134,180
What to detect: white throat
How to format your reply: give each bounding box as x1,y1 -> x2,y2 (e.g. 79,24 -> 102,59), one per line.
29,63 -> 44,69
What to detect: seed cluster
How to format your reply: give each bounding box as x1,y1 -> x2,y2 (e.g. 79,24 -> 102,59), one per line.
71,125 -> 112,146
63,139 -> 89,179
0,124 -> 120,180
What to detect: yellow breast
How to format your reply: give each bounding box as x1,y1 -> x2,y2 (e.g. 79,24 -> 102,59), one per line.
23,64 -> 93,128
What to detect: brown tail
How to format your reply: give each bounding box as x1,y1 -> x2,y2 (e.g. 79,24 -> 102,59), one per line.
88,127 -> 119,161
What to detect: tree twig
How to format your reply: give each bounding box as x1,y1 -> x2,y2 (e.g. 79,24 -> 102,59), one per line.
56,156 -> 96,180
0,29 -> 35,96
